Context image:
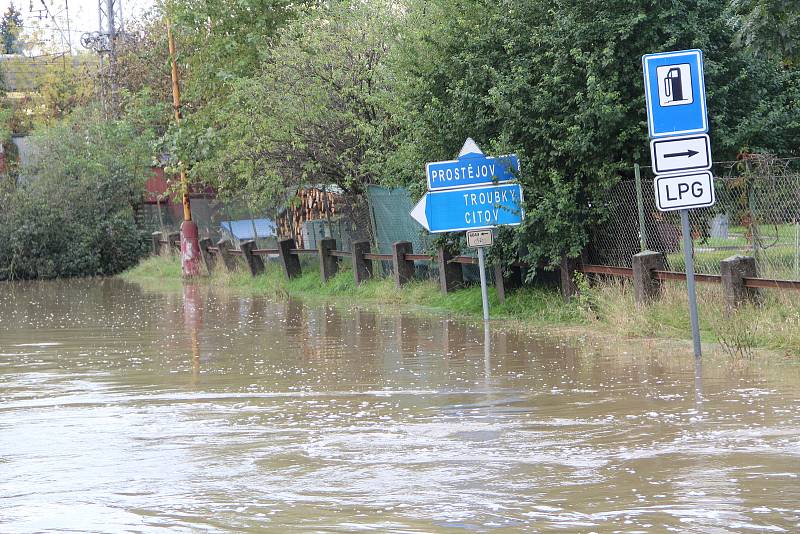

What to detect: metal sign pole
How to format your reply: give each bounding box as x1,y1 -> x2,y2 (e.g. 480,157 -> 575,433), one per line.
484,321 -> 491,379
477,246 -> 490,322
680,209 -> 702,358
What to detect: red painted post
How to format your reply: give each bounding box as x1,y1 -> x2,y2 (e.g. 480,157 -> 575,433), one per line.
180,221 -> 202,277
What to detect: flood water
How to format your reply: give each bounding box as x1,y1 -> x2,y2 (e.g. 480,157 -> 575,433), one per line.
1,279 -> 799,533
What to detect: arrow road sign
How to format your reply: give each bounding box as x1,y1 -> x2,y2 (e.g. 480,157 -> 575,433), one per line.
650,134 -> 711,175
642,49 -> 708,138
426,139 -> 520,191
410,183 -> 524,233
654,171 -> 715,212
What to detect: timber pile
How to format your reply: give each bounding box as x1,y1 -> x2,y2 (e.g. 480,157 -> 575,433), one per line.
276,187 -> 342,248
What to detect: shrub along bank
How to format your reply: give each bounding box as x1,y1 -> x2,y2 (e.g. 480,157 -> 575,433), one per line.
122,255 -> 800,358
0,107 -> 154,280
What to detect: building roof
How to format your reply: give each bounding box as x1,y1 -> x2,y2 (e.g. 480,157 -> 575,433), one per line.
220,219 -> 276,241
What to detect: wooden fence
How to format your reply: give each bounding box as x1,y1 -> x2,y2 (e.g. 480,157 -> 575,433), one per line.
152,232 -> 800,309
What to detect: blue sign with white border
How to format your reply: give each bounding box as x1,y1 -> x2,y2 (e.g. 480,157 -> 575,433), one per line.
410,183 -> 524,233
426,153 -> 520,191
642,49 -> 707,138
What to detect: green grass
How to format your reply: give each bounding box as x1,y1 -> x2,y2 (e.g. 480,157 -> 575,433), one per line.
121,254 -> 587,327
668,245 -> 799,278
664,222 -> 800,278
121,254 -> 800,357
120,254 -> 183,279
119,254 -> 186,291
591,279 -> 800,356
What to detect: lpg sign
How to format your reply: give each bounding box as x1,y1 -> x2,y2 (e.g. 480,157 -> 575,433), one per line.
654,171 -> 715,211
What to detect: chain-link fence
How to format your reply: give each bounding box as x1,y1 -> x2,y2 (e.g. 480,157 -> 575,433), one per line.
137,195 -> 271,248
588,155 -> 800,280
139,189 -> 375,253
137,155 -> 799,283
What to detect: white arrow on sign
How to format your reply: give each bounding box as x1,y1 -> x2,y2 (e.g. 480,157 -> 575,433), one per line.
409,193 -> 429,230
458,137 -> 483,157
650,134 -> 711,175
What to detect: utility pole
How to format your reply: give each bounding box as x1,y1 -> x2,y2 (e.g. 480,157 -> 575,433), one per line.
80,0 -> 124,114
105,0 -> 117,109
167,19 -> 202,277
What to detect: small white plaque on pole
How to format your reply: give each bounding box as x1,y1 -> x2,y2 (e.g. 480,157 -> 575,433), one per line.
467,229 -> 493,248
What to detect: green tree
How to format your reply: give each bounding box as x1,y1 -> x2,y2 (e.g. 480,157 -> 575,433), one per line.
387,0 -> 800,269
730,0 -> 799,68
185,0 -> 397,207
0,106 -> 155,280
159,0 -> 320,188
37,56 -> 95,122
0,3 -> 23,54
112,10 -> 173,136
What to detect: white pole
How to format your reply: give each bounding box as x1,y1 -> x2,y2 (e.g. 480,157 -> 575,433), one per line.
477,247 -> 490,322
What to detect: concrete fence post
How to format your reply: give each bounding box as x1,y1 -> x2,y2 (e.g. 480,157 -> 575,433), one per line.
392,241 -> 415,288
632,250 -> 666,305
198,238 -> 214,274
720,255 -> 760,309
560,254 -> 583,301
278,238 -> 302,279
240,240 -> 265,277
352,240 -> 373,284
436,247 -> 463,294
215,239 -> 237,272
151,232 -> 162,256
319,238 -> 339,282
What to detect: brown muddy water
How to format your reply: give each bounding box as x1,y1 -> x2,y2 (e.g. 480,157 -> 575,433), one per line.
0,279 -> 799,533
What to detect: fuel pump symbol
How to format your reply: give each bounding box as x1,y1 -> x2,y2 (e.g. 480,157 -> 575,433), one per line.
664,67 -> 684,102
656,63 -> 693,107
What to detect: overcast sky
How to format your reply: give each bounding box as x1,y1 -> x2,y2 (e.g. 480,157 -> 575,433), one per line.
1,0 -> 155,55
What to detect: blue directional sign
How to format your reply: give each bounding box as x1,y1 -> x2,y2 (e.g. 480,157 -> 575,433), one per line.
642,49 -> 707,138
426,151 -> 520,191
410,183 -> 524,233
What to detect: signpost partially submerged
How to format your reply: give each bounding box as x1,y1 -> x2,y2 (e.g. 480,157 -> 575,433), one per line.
467,229 -> 495,321
411,139 -> 524,321
643,49 -> 714,359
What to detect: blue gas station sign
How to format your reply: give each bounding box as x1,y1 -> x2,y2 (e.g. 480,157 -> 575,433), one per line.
642,49 -> 708,138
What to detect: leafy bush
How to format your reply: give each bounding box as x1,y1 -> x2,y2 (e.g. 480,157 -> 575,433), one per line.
386,0 -> 800,270
0,107 -> 153,280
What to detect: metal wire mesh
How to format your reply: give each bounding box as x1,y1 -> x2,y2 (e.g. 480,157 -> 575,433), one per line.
137,155 -> 800,283
588,156 -> 800,280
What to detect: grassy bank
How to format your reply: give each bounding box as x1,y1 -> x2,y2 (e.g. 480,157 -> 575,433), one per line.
122,254 -> 583,325
122,255 -> 800,357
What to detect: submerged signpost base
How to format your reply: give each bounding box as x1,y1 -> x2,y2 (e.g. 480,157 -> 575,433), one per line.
643,48 -> 713,359
477,246 -> 490,322
412,138 -> 524,324
680,209 -> 702,358
468,229 -> 494,323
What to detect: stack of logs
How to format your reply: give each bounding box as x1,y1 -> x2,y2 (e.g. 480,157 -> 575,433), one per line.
276,187 -> 341,248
